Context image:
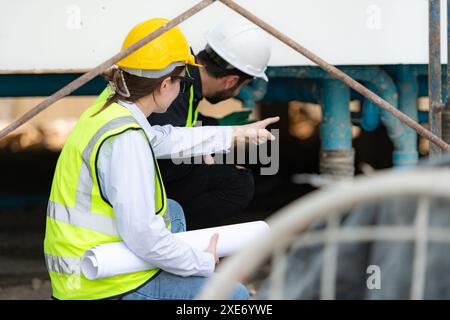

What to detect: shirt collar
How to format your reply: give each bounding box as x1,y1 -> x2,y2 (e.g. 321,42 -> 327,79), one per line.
117,100 -> 156,144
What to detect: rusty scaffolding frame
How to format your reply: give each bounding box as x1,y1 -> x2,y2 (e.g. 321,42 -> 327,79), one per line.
445,0 -> 450,145
0,0 -> 449,152
429,0 -> 443,156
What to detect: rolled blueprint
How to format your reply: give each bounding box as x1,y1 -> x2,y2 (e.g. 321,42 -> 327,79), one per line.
81,220 -> 269,280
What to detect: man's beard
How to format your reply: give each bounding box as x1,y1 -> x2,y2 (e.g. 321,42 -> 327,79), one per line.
205,84 -> 240,104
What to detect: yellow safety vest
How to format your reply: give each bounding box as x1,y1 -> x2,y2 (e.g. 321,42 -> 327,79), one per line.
44,100 -> 169,300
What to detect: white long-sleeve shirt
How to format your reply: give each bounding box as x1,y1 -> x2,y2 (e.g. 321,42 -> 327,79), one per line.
97,101 -> 232,277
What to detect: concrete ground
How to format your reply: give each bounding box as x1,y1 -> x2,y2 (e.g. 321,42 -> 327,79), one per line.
0,209 -> 51,299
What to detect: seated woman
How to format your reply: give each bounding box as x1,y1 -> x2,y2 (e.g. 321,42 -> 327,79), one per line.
43,18 -> 278,300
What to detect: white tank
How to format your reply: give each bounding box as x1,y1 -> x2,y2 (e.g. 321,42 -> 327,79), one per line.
0,0 -> 447,72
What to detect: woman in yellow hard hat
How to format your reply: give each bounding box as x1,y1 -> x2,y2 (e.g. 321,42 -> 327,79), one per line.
43,18 -> 278,300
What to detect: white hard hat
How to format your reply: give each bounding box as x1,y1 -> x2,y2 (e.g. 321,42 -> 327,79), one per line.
205,17 -> 271,81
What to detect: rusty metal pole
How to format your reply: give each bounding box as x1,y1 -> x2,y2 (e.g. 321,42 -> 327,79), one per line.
448,0 -> 450,117
220,0 -> 450,152
429,0 -> 443,156
0,0 -> 215,141
443,0 -> 450,144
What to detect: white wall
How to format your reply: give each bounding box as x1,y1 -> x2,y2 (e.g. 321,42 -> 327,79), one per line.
0,0 -> 447,72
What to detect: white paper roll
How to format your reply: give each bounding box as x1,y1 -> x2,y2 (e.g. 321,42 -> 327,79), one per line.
81,221 -> 269,280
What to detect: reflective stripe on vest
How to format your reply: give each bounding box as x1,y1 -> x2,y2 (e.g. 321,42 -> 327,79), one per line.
47,200 -> 119,237
45,254 -> 81,275
185,66 -> 199,127
47,199 -> 171,238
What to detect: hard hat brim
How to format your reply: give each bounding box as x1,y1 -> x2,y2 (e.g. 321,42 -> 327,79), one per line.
260,72 -> 269,82
187,54 -> 203,68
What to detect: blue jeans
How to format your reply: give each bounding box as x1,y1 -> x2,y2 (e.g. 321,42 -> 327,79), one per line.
118,199 -> 249,300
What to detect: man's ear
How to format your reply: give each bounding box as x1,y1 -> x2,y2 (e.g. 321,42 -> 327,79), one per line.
222,75 -> 240,90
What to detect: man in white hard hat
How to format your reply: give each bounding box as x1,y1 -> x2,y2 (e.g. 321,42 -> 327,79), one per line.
147,17 -> 272,230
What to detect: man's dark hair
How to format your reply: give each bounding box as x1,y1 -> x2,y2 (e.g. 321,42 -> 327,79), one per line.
196,45 -> 253,84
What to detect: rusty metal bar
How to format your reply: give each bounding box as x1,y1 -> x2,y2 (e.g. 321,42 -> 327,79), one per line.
429,0 -> 443,155
448,0 -> 450,112
448,0 -> 450,110
443,0 -> 450,144
0,0 -> 215,141
220,0 -> 450,152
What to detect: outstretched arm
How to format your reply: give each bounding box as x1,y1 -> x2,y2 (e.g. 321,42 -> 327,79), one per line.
150,117 -> 279,159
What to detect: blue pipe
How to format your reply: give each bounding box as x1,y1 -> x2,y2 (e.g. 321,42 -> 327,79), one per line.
360,83 -> 381,132
264,66 -> 416,167
0,74 -> 107,97
356,110 -> 429,124
321,79 -> 352,150
419,111 -> 429,123
394,65 -> 419,166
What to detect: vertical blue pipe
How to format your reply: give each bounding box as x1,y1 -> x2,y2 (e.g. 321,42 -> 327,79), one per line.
395,65 -> 419,166
361,83 -> 381,131
321,79 -> 352,150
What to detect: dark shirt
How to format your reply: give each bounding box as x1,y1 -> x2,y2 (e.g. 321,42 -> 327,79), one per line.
147,64 -> 219,183
147,64 -> 218,127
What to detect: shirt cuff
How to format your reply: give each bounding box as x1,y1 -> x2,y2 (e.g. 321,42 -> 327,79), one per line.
196,251 -> 216,277
222,126 -> 233,154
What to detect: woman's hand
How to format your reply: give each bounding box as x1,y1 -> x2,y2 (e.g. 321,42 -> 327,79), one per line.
232,117 -> 280,146
206,233 -> 219,264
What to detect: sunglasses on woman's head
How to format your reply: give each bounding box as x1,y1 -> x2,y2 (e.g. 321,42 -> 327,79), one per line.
172,76 -> 195,94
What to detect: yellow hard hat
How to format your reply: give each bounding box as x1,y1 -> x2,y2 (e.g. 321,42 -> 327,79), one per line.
117,18 -> 200,74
